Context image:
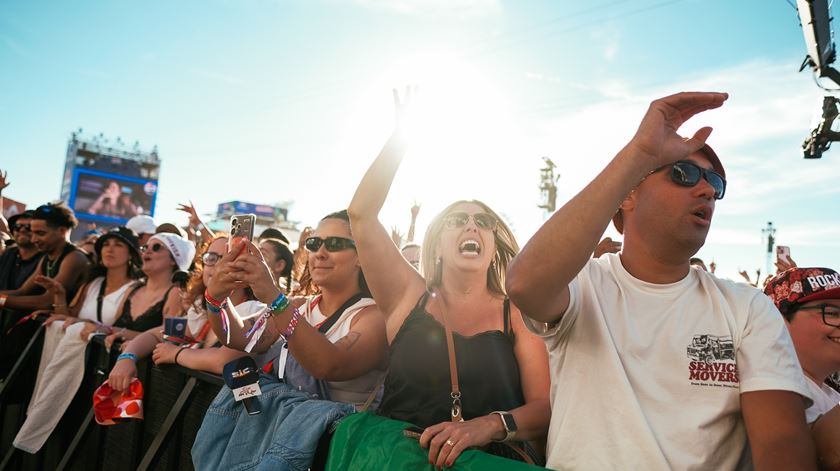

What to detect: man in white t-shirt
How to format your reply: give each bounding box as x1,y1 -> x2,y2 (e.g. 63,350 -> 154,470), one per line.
765,267 -> 840,468
507,92 -> 816,470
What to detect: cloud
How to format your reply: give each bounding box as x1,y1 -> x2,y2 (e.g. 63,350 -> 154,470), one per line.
352,0 -> 502,17
511,58 -> 840,270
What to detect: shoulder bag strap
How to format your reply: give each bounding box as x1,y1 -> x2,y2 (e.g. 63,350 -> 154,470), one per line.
96,278 -> 108,323
317,292 -> 364,334
437,292 -> 464,422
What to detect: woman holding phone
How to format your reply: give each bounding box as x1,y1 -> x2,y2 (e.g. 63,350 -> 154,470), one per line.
205,210 -> 388,407
346,90 -> 551,467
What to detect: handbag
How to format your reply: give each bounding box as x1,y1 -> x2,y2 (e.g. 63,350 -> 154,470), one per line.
438,292 -> 542,465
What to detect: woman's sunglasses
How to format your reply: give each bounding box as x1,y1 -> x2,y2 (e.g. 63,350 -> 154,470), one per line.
304,236 -> 356,252
201,251 -> 222,266
443,212 -> 498,231
653,160 -> 726,200
140,243 -> 166,253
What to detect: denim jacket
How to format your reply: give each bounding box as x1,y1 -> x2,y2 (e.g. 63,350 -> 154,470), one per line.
192,373 -> 355,471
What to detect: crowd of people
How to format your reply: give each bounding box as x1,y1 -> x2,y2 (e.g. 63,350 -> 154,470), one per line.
0,90 -> 837,470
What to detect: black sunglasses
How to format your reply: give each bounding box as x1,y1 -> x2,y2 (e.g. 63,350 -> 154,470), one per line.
140,243 -> 165,253
12,224 -> 31,232
304,236 -> 356,252
443,212 -> 498,231
652,160 -> 726,200
795,304 -> 840,328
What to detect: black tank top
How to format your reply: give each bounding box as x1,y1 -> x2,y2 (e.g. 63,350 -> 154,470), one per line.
113,284 -> 174,332
378,293 -> 525,428
40,243 -> 86,301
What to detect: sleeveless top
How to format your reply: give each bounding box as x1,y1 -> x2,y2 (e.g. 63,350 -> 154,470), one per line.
378,293 -> 525,428
113,284 -> 175,332
40,243 -> 86,302
76,277 -> 137,325
305,295 -> 385,406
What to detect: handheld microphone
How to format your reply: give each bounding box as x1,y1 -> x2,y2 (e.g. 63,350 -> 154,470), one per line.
223,356 -> 262,415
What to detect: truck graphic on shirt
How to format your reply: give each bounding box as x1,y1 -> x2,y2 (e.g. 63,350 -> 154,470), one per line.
686,335 -> 735,365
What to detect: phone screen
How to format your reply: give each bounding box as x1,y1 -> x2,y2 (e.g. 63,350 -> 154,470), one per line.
776,245 -> 791,263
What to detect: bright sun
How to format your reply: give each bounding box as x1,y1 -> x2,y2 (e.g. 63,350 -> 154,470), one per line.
337,51 -> 525,235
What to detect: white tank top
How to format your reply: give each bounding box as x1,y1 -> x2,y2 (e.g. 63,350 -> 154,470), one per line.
77,277 -> 137,325
303,295 -> 385,406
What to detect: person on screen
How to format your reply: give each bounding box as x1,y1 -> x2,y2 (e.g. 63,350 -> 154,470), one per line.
87,181 -> 139,218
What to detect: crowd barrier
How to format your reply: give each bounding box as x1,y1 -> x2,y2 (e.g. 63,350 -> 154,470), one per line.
0,320 -> 223,471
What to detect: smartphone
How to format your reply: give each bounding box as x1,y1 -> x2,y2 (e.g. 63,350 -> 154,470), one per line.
776,245 -> 791,264
229,214 -> 256,254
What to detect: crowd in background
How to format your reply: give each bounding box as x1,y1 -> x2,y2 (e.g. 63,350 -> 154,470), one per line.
0,90 -> 838,470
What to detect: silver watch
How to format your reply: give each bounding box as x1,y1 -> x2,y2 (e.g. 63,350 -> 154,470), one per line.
491,411 -> 518,442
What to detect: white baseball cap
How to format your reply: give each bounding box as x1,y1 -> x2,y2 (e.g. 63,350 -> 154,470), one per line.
126,215 -> 157,235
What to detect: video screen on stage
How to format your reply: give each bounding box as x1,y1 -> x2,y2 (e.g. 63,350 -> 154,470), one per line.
69,169 -> 158,224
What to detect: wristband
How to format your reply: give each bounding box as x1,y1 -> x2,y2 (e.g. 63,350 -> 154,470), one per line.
282,308 -> 303,339
205,299 -> 221,314
204,289 -> 223,308
0,294 -> 7,308
117,352 -> 138,363
269,292 -> 288,313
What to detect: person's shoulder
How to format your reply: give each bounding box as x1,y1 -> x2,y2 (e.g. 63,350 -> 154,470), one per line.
698,269 -> 765,300
0,246 -> 19,261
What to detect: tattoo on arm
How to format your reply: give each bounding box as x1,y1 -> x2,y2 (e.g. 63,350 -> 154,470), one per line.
335,332 -> 361,351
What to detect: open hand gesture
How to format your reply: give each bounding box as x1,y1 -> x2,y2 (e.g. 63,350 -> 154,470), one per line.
0,169 -> 8,192
177,201 -> 201,228
393,86 -> 416,132
628,92 -> 728,171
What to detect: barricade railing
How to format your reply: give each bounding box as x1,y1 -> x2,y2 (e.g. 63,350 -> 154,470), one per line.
0,327 -> 223,471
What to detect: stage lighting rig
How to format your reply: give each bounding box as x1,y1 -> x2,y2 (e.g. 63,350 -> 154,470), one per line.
803,96 -> 840,158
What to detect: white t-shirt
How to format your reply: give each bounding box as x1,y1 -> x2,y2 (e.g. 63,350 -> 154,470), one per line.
523,254 -> 811,471
804,376 -> 840,423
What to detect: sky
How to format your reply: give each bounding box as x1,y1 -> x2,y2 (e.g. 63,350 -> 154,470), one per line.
1,0 -> 838,281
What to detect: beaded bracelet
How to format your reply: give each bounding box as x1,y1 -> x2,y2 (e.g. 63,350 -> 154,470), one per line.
117,352 -> 138,362
282,308 -> 303,339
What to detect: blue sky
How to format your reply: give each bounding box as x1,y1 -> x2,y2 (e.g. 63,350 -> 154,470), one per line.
1,0 -> 838,280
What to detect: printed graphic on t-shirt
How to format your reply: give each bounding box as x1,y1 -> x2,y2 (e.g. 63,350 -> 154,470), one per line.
686,334 -> 739,388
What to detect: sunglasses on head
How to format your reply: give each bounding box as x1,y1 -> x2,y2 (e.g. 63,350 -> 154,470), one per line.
201,251 -> 222,266
652,160 -> 726,200
140,243 -> 165,253
304,236 -> 356,252
12,224 -> 30,232
443,212 -> 498,231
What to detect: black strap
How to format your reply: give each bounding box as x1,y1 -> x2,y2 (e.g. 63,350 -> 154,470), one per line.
317,293 -> 365,334
96,278 -> 108,323
503,297 -> 513,338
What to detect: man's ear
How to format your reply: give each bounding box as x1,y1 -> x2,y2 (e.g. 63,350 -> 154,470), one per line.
619,188 -> 637,212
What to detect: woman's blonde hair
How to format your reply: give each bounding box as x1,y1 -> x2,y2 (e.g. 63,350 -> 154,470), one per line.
420,200 -> 519,296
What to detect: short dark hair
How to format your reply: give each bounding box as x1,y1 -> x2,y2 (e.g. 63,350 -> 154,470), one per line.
31,202 -> 77,229
259,227 -> 289,244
